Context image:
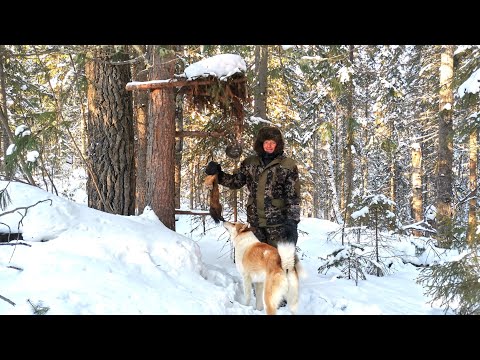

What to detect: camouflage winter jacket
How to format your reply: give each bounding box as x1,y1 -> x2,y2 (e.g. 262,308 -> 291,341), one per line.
218,153 -> 300,228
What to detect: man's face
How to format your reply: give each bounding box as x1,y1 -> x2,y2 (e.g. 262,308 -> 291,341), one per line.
263,140 -> 277,154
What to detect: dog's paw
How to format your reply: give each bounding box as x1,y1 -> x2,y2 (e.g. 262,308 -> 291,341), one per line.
255,297 -> 264,311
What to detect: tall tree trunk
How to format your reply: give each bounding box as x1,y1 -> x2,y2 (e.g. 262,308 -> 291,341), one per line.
389,156 -> 396,217
194,163 -> 201,209
131,45 -> 149,214
324,138 -> 343,224
313,128 -> 320,218
361,128 -> 369,198
411,143 -> 423,236
80,101 -> 88,160
361,68 -> 371,198
175,94 -> 184,210
189,161 -> 194,210
342,45 -> 355,226
388,121 -> 396,229
175,45 -> 185,210
334,113 -> 340,218
146,45 -> 176,230
436,45 -> 454,247
254,45 -> 268,118
85,45 -> 135,215
467,127 -> 477,246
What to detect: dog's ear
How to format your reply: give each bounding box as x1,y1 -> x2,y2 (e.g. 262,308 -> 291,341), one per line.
239,223 -> 250,233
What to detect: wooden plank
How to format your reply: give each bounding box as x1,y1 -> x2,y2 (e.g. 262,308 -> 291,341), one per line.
126,77 -> 245,91
175,209 -> 210,216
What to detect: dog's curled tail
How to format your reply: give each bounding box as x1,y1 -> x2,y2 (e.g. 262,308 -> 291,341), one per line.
204,174 -> 224,224
277,241 -> 296,273
277,242 -> 307,278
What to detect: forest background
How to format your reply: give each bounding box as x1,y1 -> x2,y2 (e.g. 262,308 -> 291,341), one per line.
0,45 -> 479,314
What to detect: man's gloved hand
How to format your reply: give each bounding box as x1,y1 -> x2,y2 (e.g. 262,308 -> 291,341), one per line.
205,161 -> 221,175
284,220 -> 298,244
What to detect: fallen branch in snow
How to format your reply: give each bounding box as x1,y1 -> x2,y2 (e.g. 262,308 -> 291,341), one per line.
0,294 -> 15,306
0,242 -> 31,247
7,265 -> 23,271
0,199 -> 52,218
27,299 -> 50,315
0,200 -> 47,263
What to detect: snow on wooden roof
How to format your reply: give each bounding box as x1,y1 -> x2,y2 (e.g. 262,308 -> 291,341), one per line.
182,54 -> 246,81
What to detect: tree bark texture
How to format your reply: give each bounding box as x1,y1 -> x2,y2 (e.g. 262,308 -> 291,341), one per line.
411,143 -> 423,236
175,45 -> 185,210
325,136 -> 342,224
342,45 -> 355,226
189,161 -> 194,210
85,46 -> 135,215
312,130 -> 320,218
131,45 -> 149,214
174,95 -> 184,209
146,45 -> 176,230
436,45 -> 454,247
388,121 -> 396,226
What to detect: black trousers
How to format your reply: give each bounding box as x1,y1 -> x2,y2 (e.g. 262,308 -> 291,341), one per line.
253,225 -> 296,248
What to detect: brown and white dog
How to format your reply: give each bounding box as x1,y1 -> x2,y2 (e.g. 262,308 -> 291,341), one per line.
224,221 -> 303,315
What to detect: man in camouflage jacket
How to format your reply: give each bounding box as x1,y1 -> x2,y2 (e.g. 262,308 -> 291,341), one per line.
205,126 -> 300,248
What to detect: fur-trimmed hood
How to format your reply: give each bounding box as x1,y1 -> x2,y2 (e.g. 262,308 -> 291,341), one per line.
253,126 -> 284,156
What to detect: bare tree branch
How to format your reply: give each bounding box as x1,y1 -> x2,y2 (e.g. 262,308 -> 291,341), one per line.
0,199 -> 52,218
0,294 -> 15,306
